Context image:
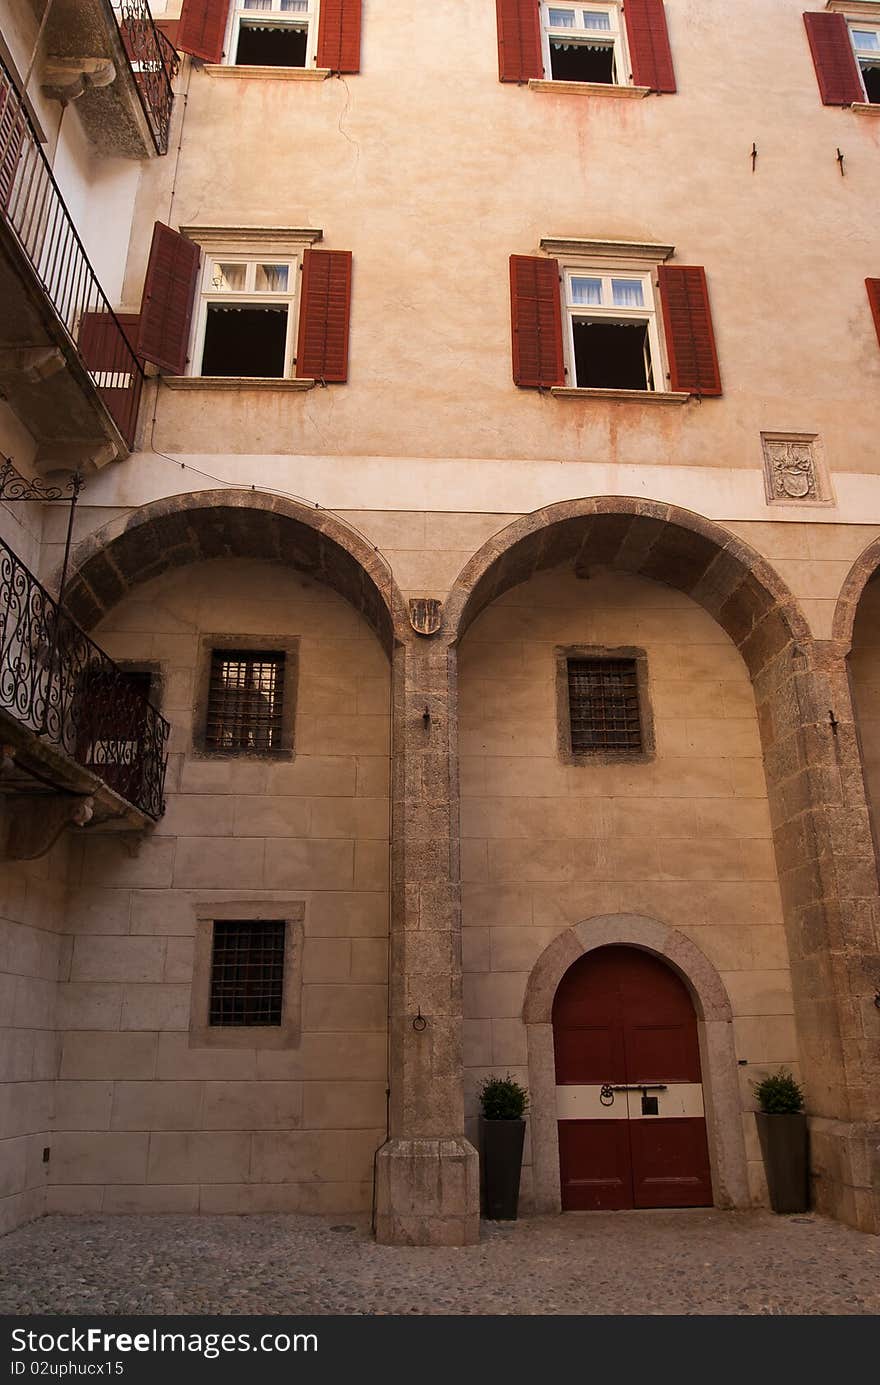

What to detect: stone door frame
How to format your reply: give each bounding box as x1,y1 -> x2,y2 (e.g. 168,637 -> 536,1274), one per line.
522,913 -> 750,1214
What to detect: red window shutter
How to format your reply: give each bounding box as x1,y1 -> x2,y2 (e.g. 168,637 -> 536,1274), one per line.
496,0 -> 543,83
155,19 -> 181,51
316,0 -> 362,74
137,222 -> 201,375
177,0 -> 231,63
658,265 -> 722,397
78,313 -> 143,441
509,255 -> 564,389
868,280 -> 880,348
295,249 -> 353,383
625,0 -> 676,93
803,12 -> 863,106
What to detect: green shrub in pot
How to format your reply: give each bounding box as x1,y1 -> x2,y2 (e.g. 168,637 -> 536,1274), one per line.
752,1068 -> 808,1214
479,1074 -> 529,1221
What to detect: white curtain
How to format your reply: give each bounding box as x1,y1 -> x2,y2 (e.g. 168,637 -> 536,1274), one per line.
611,280 -> 644,308
571,278 -> 602,306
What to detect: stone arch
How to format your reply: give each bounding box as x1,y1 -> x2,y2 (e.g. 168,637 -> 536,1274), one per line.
446,496 -> 810,675
61,489 -> 406,652
832,532 -> 880,651
522,914 -> 749,1214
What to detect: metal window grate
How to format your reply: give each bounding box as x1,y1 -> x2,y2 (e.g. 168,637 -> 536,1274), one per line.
209,920 -> 285,1027
567,657 -> 642,754
205,649 -> 285,752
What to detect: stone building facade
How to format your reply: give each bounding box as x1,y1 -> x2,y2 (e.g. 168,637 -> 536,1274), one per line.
0,0 -> 878,1246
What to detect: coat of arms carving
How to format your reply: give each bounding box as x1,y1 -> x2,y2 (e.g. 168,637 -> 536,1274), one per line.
761,434 -> 825,504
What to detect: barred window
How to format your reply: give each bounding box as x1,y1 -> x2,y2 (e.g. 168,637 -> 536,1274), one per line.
205,649 -> 285,752
567,657 -> 642,754
209,920 -> 286,1027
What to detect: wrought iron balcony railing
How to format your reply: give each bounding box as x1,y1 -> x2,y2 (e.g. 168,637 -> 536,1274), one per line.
110,0 -> 180,156
0,534 -> 169,819
0,57 -> 145,449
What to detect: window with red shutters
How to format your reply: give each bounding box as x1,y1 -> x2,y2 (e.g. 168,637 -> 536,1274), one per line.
78,312 -> 143,438
496,0 -> 543,83
137,222 -> 201,375
316,0 -> 362,73
868,280 -> 880,349
177,0 -> 231,64
803,12 -> 864,106
657,265 -> 722,397
626,0 -> 676,94
509,255 -> 565,389
295,249 -> 353,383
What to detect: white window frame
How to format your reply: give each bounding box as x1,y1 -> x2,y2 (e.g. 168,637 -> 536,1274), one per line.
849,21 -> 880,101
540,2 -> 631,86
191,252 -> 302,378
225,0 -> 319,69
561,266 -> 663,392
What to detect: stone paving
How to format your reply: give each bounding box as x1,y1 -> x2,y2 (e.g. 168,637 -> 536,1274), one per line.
0,1210 -> 877,1316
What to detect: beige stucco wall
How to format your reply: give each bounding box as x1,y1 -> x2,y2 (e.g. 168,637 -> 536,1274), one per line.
458,568 -> 798,1208
48,558 -> 390,1215
117,0 -> 878,479
0,841 -> 67,1234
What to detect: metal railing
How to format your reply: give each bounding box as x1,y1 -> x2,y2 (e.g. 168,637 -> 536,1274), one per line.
0,57 -> 145,448
110,0 -> 179,156
0,534 -> 169,819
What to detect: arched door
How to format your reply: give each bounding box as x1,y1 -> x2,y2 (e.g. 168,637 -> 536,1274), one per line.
552,946 -> 712,1210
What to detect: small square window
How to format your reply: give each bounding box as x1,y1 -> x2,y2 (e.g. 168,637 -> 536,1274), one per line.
194,637 -> 297,758
209,919 -> 286,1026
556,647 -> 654,763
190,903 -> 304,1049
206,649 -> 285,751
568,657 -> 642,753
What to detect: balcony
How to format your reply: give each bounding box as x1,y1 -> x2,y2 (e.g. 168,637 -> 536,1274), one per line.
0,59 -> 145,471
0,530 -> 169,855
34,0 -> 179,158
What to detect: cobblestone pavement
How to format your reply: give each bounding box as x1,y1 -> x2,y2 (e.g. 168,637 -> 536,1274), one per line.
0,1210 -> 877,1315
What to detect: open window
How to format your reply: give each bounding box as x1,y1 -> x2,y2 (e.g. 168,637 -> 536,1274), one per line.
175,0 -> 362,71
563,269 -> 659,390
230,0 -> 313,68
509,243 -> 722,397
197,257 -> 296,377
497,0 -> 675,92
850,23 -> 880,101
540,4 -> 626,85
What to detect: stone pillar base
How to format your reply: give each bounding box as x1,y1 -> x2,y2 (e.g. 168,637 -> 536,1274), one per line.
374,1137 -> 480,1246
808,1117 -> 879,1234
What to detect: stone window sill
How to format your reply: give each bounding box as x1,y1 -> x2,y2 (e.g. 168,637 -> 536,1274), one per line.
551,386 -> 691,403
162,376 -> 316,391
203,65 -> 331,81
852,102 -> 880,115
528,78 -> 651,99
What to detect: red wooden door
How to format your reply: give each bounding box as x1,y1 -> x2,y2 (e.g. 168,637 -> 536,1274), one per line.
553,946 -> 712,1210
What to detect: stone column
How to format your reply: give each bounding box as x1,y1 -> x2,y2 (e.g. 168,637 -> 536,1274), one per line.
755,638 -> 880,1233
374,630 -> 479,1246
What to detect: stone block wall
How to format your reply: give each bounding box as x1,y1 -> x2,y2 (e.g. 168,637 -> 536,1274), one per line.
48,558 -> 390,1215
0,841 -> 67,1233
458,567 -> 795,1208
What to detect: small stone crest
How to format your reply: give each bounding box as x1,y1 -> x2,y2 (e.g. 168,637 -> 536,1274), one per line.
761,433 -> 829,505
408,598 -> 442,636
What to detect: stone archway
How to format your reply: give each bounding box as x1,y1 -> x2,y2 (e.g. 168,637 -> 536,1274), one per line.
444,497 -> 878,1234
61,488 -> 406,650
832,532 -> 880,651
522,914 -> 749,1214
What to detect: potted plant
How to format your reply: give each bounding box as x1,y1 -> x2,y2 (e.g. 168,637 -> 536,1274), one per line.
478,1074 -> 529,1221
753,1068 -> 808,1214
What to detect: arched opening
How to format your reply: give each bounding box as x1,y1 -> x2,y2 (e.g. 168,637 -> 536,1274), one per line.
553,945 -> 711,1210
521,915 -> 748,1215
44,490 -> 403,1219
